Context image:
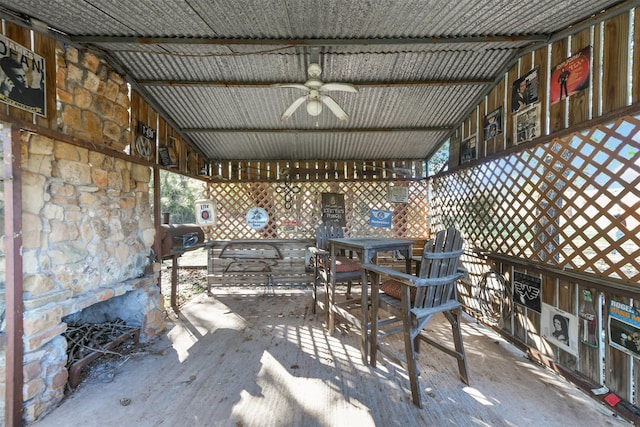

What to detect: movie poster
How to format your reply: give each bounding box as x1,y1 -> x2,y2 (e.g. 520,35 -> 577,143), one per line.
0,34 -> 46,116
513,271 -> 541,312
484,107 -> 502,141
609,300 -> 640,359
550,46 -> 591,105
541,303 -> 579,356
321,193 -> 346,226
511,67 -> 539,113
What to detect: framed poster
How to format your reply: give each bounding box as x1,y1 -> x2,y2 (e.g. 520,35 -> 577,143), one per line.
513,103 -> 541,145
541,303 -> 579,356
460,134 -> 477,164
483,107 -> 502,141
511,67 -> 539,113
550,46 -> 591,105
0,34 -> 46,116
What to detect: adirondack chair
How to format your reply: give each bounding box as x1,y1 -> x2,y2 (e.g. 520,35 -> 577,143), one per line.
308,221 -> 362,314
363,227 -> 469,408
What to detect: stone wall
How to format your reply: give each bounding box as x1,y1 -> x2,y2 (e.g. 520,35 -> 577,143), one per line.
19,132 -> 164,422
0,42 -> 164,424
56,45 -> 131,151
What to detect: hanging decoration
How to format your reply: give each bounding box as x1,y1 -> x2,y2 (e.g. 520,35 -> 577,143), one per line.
276,179 -> 300,209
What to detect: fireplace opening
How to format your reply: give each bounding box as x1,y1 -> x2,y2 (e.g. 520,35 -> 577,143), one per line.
61,289 -> 148,389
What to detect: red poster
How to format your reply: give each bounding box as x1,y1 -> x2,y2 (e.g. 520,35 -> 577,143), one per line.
550,46 -> 591,104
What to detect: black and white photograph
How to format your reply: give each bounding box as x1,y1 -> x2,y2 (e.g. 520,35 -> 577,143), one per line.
513,103 -> 541,145
541,303 -> 579,355
0,34 -> 46,116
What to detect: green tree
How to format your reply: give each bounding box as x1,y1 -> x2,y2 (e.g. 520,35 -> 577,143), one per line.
159,170 -> 202,224
428,139 -> 450,176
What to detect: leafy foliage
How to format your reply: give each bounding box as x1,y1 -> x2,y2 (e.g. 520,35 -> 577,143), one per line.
158,170 -> 203,224
428,139 -> 450,176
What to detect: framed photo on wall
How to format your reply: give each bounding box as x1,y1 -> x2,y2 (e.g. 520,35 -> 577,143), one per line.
511,67 -> 539,113
460,134 -> 477,164
483,107 -> 502,141
541,303 -> 579,356
513,103 -> 541,145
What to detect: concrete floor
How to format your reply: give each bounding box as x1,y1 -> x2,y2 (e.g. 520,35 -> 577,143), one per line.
33,287 -> 629,427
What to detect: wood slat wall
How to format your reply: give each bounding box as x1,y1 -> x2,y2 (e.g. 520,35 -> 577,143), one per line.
452,7 -> 638,168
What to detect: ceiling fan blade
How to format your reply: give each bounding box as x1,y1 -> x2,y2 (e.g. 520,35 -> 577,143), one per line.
280,95 -> 307,121
319,83 -> 358,93
320,95 -> 349,121
273,83 -> 309,91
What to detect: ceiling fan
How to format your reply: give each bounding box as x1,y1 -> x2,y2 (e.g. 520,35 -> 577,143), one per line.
274,62 -> 358,121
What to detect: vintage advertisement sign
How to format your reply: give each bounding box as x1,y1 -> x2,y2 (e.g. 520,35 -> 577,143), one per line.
513,271 -> 541,312
387,185 -> 409,203
369,209 -> 392,228
195,199 -> 217,226
0,34 -> 46,116
321,193 -> 346,226
550,46 -> 591,105
609,300 -> 640,359
246,207 -> 269,230
541,303 -> 579,356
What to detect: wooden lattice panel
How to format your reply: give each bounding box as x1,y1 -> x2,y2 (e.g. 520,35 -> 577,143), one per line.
201,181 -> 429,240
432,115 -> 640,284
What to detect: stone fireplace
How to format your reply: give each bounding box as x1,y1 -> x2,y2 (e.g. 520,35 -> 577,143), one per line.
15,132 -> 164,422
0,42 -> 167,425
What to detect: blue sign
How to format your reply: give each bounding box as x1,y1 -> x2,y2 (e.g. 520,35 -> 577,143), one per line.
369,209 -> 392,228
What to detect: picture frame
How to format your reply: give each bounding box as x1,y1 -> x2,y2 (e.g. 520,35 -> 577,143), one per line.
460,134 -> 477,164
541,303 -> 579,356
513,103 -> 541,145
483,107 -> 503,141
511,67 -> 539,113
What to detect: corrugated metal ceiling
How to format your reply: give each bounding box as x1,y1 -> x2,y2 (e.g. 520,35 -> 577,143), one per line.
0,0 -> 630,162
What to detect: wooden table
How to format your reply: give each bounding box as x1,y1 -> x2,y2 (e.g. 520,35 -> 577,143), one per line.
328,237 -> 415,364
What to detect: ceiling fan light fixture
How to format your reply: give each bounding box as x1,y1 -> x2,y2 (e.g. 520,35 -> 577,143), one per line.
306,99 -> 323,116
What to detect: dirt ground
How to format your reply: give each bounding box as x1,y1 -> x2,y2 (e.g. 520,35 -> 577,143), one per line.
160,248 -> 210,309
